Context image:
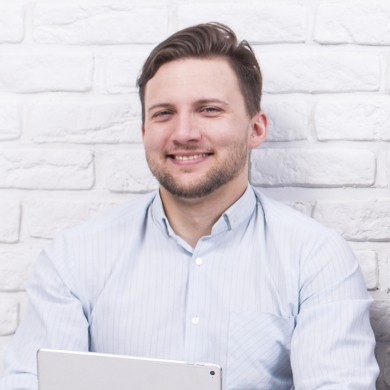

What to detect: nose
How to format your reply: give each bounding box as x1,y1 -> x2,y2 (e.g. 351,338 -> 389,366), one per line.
171,112 -> 201,144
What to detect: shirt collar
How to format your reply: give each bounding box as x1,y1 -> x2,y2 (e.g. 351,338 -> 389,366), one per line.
150,185 -> 257,238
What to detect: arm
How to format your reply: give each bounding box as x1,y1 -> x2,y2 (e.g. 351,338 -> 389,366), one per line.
290,231 -> 379,389
0,237 -> 90,390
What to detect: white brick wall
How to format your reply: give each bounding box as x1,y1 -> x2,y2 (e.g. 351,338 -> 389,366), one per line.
251,148 -> 376,187
0,0 -> 389,387
315,1 -> 390,45
0,5 -> 24,43
177,3 -> 307,43
30,100 -> 140,143
0,149 -> 94,189
0,54 -> 93,93
33,4 -> 169,44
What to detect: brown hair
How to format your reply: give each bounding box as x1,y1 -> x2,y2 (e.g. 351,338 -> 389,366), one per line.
137,22 -> 262,123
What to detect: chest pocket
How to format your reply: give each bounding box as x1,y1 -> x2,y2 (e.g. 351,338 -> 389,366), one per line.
226,312 -> 295,390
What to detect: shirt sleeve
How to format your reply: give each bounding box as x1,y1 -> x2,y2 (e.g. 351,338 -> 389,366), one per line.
0,236 -> 90,390
290,230 -> 379,389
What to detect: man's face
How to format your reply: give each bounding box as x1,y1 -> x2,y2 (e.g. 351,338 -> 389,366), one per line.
142,57 -> 266,199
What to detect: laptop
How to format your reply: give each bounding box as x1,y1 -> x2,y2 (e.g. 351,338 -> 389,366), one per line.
37,349 -> 222,390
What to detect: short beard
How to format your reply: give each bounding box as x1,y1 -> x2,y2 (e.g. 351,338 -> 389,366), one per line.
145,146 -> 248,199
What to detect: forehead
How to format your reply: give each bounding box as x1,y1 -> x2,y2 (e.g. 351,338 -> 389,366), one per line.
144,57 -> 242,105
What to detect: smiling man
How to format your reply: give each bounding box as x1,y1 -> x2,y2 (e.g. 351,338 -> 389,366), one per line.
142,56 -> 266,247
0,23 -> 379,390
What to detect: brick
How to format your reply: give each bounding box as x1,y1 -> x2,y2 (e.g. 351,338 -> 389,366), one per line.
315,1 -> 390,45
376,152 -> 389,188
0,149 -> 94,190
263,100 -> 310,142
0,245 -> 39,292
371,300 -> 390,341
177,3 -> 306,43
0,54 -> 93,93
313,200 -> 390,241
30,101 -> 141,144
250,149 -> 375,187
0,297 -> 18,336
26,199 -> 121,239
315,100 -> 390,141
0,5 -> 24,43
0,104 -> 22,141
355,250 -> 379,290
101,149 -> 157,193
0,201 -> 20,244
258,51 -> 380,93
106,53 -> 148,93
33,4 -> 168,44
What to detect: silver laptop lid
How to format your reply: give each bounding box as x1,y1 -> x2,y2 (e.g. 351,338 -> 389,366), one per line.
37,349 -> 222,390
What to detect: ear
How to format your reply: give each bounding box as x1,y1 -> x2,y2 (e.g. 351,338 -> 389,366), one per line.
141,126 -> 145,140
248,112 -> 268,149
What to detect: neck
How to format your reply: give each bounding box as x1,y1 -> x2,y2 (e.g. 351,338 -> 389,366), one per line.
160,181 -> 248,248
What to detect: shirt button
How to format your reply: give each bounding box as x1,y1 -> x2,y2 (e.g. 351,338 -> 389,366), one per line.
191,316 -> 199,325
195,257 -> 203,266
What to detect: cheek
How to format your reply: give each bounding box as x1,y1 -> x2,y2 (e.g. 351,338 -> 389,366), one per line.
143,128 -> 169,154
217,125 -> 251,147
144,138 -> 158,153
143,133 -> 156,152
202,120 -> 243,142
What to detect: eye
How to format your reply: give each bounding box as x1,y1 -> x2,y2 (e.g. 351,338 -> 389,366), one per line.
152,110 -> 173,121
200,106 -> 222,116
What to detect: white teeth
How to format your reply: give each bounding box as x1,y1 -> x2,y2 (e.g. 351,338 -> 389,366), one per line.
173,154 -> 208,161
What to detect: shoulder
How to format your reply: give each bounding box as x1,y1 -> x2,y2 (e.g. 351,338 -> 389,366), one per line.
253,188 -> 353,261
66,192 -> 156,236
254,189 -> 326,233
252,189 -> 365,297
39,192 -> 158,294
45,192 -> 157,258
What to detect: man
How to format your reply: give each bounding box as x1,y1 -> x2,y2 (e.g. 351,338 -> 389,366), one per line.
0,23 -> 379,389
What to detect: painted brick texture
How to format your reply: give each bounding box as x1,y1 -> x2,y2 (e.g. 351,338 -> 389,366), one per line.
0,149 -> 94,190
177,3 -> 307,43
260,51 -> 381,93
0,5 -> 24,43
315,1 -> 390,45
0,0 -> 389,388
0,54 -> 93,93
30,100 -> 141,144
0,104 -> 22,141
33,4 -> 169,44
0,201 -> 20,244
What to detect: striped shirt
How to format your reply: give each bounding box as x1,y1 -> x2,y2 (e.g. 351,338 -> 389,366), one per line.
1,185 -> 379,389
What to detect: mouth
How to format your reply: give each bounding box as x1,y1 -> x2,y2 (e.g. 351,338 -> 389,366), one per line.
166,152 -> 213,164
171,153 -> 210,161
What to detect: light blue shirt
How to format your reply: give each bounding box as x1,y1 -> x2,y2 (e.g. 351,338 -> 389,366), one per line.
0,185 -> 379,389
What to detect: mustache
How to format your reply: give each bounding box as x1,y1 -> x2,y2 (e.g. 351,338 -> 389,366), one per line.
168,142 -> 212,152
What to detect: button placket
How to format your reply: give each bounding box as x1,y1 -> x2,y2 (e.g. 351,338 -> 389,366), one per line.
190,257 -> 203,326
184,250 -> 206,358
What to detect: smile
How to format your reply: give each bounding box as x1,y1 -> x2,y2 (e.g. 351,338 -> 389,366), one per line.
172,154 -> 210,161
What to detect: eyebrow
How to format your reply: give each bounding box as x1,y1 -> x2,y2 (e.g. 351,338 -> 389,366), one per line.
147,99 -> 230,113
147,103 -> 173,114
